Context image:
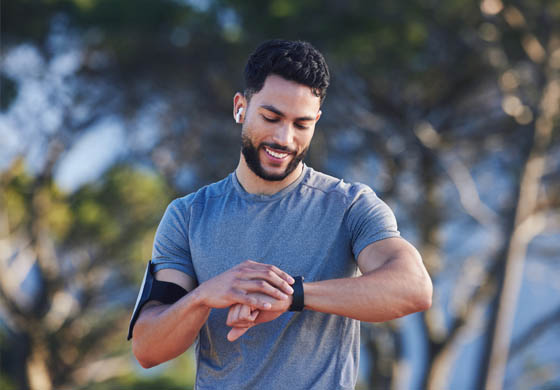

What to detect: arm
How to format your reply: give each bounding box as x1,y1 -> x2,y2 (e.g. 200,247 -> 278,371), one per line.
227,237 -> 432,340
132,269 -> 205,368
132,260 -> 294,368
303,237 -> 432,322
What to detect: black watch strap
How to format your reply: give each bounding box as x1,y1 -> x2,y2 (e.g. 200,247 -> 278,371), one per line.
289,276 -> 304,311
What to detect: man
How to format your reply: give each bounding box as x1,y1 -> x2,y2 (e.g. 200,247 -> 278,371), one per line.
129,39 -> 432,389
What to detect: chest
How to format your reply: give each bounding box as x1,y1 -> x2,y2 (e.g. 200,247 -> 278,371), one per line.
187,195 -> 356,283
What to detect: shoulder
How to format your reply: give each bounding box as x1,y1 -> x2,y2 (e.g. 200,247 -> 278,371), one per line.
166,174 -> 233,217
302,167 -> 377,206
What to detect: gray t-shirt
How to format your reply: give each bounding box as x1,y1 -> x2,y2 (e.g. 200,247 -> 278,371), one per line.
151,165 -> 400,389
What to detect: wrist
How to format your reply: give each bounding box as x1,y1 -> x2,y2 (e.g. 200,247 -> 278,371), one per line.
301,281 -> 315,311
190,284 -> 209,308
286,294 -> 294,311
288,276 -> 305,311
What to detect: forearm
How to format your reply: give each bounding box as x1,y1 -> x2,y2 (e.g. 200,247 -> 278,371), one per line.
132,259 -> 295,365
132,288 -> 210,368
303,255 -> 432,322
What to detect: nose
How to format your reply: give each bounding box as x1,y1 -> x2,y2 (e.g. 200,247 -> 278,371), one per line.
272,123 -> 295,147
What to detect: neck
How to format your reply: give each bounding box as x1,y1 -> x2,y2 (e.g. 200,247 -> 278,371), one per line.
235,155 -> 304,195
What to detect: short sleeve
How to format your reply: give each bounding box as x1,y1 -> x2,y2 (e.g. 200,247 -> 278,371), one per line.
345,186 -> 400,259
151,197 -> 197,281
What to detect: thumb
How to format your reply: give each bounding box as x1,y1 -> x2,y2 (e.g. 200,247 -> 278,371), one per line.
227,326 -> 251,342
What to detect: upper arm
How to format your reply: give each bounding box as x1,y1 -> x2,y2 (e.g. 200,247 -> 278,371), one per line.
131,266 -> 198,341
155,268 -> 197,292
151,198 -> 197,278
357,237 -> 433,315
133,198 -> 197,335
140,268 -> 197,313
357,237 -> 423,274
345,186 -> 400,260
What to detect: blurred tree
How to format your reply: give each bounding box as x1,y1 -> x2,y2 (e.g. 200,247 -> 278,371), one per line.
1,0 -> 559,389
0,160 -> 174,389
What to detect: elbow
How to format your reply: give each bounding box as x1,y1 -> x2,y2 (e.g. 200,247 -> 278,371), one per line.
131,322 -> 195,369
133,340 -> 159,369
413,272 -> 433,312
415,290 -> 432,313
132,324 -> 162,369
138,358 -> 157,370
407,249 -> 433,313
139,360 -> 158,369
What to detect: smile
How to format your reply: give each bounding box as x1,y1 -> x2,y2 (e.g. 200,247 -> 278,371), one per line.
264,146 -> 290,160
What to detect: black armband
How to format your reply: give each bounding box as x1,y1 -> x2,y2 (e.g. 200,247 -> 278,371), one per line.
127,260 -> 188,340
289,276 -> 305,312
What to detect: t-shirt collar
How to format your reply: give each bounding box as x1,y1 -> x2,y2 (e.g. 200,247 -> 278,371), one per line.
232,164 -> 309,202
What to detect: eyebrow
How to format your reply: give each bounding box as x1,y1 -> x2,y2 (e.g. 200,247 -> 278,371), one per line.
259,105 -> 315,121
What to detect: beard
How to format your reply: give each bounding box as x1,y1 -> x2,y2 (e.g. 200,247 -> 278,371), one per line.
241,133 -> 308,182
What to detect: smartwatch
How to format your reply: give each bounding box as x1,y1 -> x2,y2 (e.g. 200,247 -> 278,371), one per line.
289,276 -> 305,311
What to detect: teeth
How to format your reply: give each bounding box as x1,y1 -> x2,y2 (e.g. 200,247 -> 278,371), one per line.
265,147 -> 288,159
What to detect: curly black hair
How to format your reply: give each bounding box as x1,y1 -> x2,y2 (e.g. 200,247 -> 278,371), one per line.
244,39 -> 330,105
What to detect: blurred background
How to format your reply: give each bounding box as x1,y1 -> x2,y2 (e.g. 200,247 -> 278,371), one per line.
1,0 -> 559,389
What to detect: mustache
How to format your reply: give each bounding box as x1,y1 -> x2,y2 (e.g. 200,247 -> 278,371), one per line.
260,143 -> 295,154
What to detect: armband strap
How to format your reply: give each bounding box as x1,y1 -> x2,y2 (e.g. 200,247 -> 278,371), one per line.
127,260 -> 188,340
288,276 -> 304,312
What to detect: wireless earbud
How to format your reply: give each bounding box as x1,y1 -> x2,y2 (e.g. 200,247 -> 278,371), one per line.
235,107 -> 243,123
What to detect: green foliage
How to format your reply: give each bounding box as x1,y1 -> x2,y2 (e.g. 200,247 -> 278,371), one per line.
0,375 -> 16,390
66,165 -> 171,262
0,159 -> 176,387
78,351 -> 196,389
2,164 -> 73,241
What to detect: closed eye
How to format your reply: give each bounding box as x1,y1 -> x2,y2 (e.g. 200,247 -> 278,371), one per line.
262,115 -> 309,130
262,116 -> 279,123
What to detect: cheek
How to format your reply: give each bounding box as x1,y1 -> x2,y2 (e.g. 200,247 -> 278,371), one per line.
298,130 -> 315,149
241,124 -> 258,143
242,119 -> 272,140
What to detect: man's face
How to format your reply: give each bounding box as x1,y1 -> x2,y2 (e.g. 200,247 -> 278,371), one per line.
239,75 -> 322,181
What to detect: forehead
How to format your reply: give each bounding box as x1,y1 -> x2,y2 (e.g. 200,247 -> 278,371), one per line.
250,74 -> 321,116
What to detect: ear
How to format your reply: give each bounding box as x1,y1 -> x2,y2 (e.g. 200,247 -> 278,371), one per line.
315,110 -> 322,122
233,93 -> 247,123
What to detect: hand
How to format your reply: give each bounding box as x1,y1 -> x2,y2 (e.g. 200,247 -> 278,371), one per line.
226,304 -> 257,342
197,260 -> 294,311
226,292 -> 293,342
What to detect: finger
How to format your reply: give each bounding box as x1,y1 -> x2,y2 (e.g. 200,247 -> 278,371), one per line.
235,292 -> 272,310
226,305 -> 237,326
265,264 -> 295,285
227,326 -> 250,342
249,309 -> 259,321
226,304 -> 242,327
250,265 -> 295,292
228,318 -> 256,327
228,320 -> 255,328
238,262 -> 295,289
250,270 -> 294,295
240,304 -> 253,321
236,280 -> 290,300
228,304 -> 253,327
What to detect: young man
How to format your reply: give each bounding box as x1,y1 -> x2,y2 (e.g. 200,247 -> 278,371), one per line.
129,39 -> 432,389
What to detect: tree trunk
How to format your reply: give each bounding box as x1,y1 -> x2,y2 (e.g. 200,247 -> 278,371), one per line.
481,115 -> 552,389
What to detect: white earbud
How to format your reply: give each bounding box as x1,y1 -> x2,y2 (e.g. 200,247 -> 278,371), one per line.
236,107 -> 243,123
